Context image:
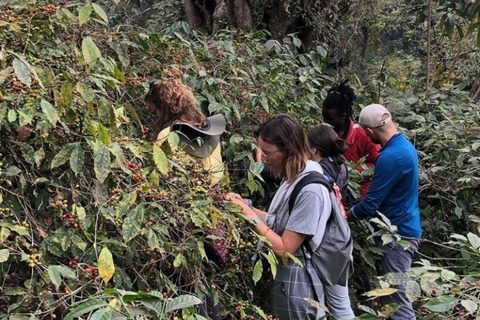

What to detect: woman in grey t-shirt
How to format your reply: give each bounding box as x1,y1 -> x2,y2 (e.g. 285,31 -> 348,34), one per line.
226,115 -> 353,319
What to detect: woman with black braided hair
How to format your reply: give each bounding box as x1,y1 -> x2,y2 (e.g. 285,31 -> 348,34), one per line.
321,80 -> 380,203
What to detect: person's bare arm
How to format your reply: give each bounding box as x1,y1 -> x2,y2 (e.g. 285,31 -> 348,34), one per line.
227,195 -> 306,257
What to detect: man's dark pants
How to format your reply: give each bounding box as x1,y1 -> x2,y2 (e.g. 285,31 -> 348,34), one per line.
374,237 -> 421,320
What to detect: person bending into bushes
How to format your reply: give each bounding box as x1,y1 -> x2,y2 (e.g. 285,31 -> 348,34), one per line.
144,68 -> 227,319
145,68 -> 225,185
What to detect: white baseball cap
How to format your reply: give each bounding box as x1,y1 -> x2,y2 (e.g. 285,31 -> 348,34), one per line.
353,104 -> 392,128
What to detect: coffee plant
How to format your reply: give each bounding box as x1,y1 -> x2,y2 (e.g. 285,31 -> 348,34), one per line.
1,0 -> 480,319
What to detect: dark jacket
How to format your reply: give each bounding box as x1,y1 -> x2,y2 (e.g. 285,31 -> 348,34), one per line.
319,157 -> 349,201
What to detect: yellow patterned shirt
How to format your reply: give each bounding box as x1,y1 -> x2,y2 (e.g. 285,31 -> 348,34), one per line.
156,127 -> 224,186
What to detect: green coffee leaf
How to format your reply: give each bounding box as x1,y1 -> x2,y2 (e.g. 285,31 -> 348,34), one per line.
122,206 -> 144,243
8,109 -> 17,122
59,82 -> 73,109
70,144 -> 85,174
461,299 -> 478,314
51,146 -> 72,169
48,265 -> 61,288
64,299 -> 108,320
97,123 -> 111,145
12,57 -> 31,87
82,36 -> 102,67
252,259 -> 263,284
76,206 -> 87,229
165,295 -> 202,313
92,3 -> 108,23
0,228 -> 11,243
424,295 -> 457,312
94,145 -> 110,183
40,99 -> 60,126
98,247 -> 115,284
79,4 -> 92,25
89,308 -> 112,320
116,191 -> 137,218
149,170 -> 160,189
76,82 -> 95,103
441,269 -> 456,281
173,253 -> 187,268
468,232 -> 480,249
153,144 -> 168,175
0,248 -> 10,263
34,148 -> 45,167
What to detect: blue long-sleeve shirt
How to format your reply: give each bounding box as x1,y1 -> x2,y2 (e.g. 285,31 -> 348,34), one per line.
352,133 -> 422,238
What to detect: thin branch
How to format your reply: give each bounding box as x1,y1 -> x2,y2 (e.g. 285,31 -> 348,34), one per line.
426,0 -> 433,89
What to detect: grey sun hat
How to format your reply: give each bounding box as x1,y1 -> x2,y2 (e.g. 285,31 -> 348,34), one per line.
171,114 -> 226,157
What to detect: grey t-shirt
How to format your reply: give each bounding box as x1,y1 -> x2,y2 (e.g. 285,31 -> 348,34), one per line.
264,161 -> 332,255
287,184 -> 332,253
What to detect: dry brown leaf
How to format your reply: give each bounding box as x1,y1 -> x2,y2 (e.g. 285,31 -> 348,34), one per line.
16,125 -> 33,141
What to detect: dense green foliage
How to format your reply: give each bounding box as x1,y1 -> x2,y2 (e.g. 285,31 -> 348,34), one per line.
0,0 -> 479,319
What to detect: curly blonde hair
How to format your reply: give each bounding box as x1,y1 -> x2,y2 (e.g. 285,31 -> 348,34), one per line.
145,68 -> 206,138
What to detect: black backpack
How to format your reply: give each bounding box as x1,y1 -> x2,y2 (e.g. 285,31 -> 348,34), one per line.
288,172 -> 354,286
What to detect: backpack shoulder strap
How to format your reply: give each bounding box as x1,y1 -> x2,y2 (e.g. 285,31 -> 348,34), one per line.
288,172 -> 333,215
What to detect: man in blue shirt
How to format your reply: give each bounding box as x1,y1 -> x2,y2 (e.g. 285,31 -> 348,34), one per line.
346,104 -> 421,320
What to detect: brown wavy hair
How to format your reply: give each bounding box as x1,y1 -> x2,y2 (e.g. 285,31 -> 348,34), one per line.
307,124 -> 347,171
145,68 -> 206,138
254,114 -> 308,184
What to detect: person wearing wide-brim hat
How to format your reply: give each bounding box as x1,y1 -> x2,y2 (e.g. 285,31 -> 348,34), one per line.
145,68 -> 226,185
144,68 -> 226,320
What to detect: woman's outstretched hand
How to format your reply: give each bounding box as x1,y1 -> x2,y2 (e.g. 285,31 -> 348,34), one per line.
223,193 -> 256,219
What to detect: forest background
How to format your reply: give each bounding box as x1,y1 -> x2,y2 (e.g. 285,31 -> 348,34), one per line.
0,0 -> 479,319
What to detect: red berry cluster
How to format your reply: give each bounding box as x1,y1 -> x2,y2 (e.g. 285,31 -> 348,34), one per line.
60,0 -> 68,7
149,193 -> 162,200
42,4 -> 56,14
128,161 -> 142,181
127,161 -> 139,172
61,211 -> 78,228
126,76 -> 148,86
113,188 -> 122,194
10,78 -> 25,94
84,266 -> 99,278
453,305 -> 468,317
68,256 -> 79,266
149,190 -> 167,200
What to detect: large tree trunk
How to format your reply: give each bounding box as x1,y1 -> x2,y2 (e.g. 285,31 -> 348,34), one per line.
263,0 -> 290,40
183,0 -> 351,52
184,0 -> 216,33
263,0 -> 350,52
184,0 -> 253,34
227,0 -> 253,29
